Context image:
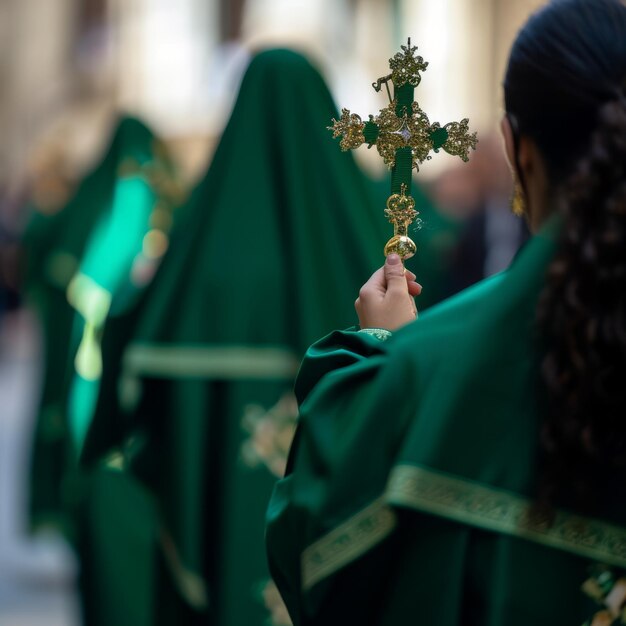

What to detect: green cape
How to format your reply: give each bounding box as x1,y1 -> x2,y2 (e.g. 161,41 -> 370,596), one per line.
25,116 -> 169,527
24,116 -> 182,626
113,48 -> 388,625
266,220 -> 625,625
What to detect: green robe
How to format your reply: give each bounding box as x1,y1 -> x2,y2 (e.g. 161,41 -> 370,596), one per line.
266,220 -> 626,625
112,49 -> 387,625
24,116 -> 182,626
25,117 -> 174,528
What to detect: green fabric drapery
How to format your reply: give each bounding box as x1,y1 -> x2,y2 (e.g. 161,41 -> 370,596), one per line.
25,116 -> 173,529
24,116 -> 182,626
110,49 -> 388,625
266,219 -> 625,625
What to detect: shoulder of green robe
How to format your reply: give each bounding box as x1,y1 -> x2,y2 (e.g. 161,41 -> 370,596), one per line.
368,223 -> 562,498
390,222 -> 561,359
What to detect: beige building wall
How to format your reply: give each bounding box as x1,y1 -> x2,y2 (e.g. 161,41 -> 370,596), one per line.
492,0 -> 545,113
110,0 -> 219,136
0,0 -> 76,189
0,0 -> 549,187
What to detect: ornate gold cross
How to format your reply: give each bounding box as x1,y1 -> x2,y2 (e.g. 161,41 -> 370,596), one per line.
329,39 -> 478,259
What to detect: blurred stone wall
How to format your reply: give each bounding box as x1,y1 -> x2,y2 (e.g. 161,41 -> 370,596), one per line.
0,0 -> 77,192
0,0 -> 548,190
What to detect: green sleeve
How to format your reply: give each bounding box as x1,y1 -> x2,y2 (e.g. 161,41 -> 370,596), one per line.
266,327 -> 599,626
266,328 -> 418,624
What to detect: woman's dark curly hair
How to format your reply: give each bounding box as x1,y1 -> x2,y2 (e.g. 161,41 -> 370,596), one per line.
504,0 -> 626,510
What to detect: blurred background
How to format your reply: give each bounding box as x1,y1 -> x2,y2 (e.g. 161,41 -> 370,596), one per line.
0,0 -> 542,624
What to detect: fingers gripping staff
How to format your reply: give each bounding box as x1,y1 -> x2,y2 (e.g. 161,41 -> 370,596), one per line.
329,39 -> 478,261
355,254 -> 421,331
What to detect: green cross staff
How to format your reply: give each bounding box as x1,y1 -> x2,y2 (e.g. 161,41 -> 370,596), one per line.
329,38 -> 478,259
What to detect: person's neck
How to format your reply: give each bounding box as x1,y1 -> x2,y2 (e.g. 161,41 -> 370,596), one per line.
528,187 -> 557,233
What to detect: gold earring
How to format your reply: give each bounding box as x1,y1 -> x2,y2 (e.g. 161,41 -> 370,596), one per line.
511,180 -> 526,217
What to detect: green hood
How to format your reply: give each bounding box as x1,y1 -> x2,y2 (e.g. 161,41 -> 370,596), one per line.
24,116 -> 168,293
130,49 -> 387,355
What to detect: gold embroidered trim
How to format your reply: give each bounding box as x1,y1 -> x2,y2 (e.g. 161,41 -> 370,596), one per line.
160,527 -> 209,610
358,328 -> 393,342
299,465 -> 626,592
301,497 -> 397,591
124,344 -> 299,380
241,392 -> 298,478
387,464 -> 626,569
102,449 -> 125,471
120,344 -> 300,411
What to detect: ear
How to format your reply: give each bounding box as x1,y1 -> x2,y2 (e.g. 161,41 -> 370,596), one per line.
500,115 -> 516,172
500,115 -> 535,181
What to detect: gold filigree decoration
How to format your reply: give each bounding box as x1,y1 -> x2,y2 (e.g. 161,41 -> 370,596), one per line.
371,102 -> 438,171
328,109 -> 366,151
334,100 -> 477,172
241,393 -> 298,478
327,38 -> 477,258
582,565 -> 626,626
405,102 -> 436,167
389,38 -> 428,88
385,184 -> 418,226
383,183 -> 419,259
260,579 -> 293,626
328,39 -> 477,173
370,104 -> 405,167
440,119 -> 478,162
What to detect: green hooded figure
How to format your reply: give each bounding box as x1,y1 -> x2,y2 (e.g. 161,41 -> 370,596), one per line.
106,49 -> 389,625
265,2 -> 626,625
24,115 -> 182,625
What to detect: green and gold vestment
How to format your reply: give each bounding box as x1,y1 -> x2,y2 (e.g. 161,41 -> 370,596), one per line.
267,220 -> 626,625
109,49 -> 388,625
24,116 -> 181,626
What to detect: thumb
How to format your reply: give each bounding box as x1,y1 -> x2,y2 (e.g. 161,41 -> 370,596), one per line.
384,254 -> 408,293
